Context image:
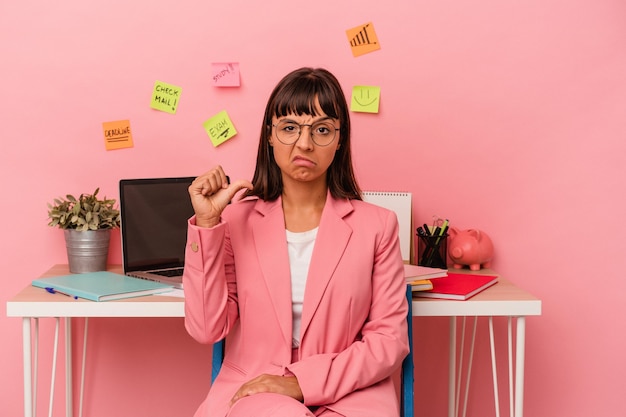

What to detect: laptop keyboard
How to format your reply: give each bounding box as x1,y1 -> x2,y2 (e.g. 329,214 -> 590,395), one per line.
151,268 -> 184,277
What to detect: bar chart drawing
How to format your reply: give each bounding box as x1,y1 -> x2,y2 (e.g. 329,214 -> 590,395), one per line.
350,24 -> 376,47
346,22 -> 381,57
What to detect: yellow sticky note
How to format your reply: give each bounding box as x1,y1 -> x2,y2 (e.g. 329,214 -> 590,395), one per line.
102,120 -> 133,150
351,86 -> 381,113
346,22 -> 381,57
150,81 -> 182,114
203,110 -> 237,147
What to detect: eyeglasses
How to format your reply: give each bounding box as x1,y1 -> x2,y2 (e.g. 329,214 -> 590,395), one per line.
272,119 -> 339,147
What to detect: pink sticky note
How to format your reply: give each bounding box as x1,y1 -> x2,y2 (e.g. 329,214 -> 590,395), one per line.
211,63 -> 240,87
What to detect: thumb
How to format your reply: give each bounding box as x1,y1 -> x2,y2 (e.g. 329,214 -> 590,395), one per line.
226,179 -> 254,201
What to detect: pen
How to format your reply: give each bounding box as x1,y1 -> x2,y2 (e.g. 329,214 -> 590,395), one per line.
423,223 -> 432,236
419,230 -> 436,265
45,287 -> 78,300
425,219 -> 450,266
437,219 -> 449,239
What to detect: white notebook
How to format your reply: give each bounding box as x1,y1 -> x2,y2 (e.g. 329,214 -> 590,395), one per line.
362,191 -> 412,262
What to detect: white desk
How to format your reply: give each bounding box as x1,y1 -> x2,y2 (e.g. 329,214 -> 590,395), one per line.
7,265 -> 541,417
412,270 -> 541,417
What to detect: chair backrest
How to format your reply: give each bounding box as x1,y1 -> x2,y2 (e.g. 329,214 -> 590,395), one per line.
401,284 -> 414,417
210,285 -> 415,417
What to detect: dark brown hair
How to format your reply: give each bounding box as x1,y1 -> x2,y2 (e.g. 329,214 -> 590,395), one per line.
245,67 -> 361,201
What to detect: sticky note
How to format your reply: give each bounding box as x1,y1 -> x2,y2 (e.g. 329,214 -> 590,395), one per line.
203,110 -> 237,147
102,120 -> 133,150
150,81 -> 182,114
346,22 -> 381,57
211,63 -> 241,87
351,86 -> 381,113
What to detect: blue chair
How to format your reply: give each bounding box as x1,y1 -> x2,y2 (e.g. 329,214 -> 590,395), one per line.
211,285 -> 415,417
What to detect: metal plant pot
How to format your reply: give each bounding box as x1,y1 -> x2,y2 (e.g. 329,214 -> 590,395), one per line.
64,229 -> 111,273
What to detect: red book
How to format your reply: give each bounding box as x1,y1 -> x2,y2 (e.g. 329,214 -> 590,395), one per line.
415,272 -> 498,300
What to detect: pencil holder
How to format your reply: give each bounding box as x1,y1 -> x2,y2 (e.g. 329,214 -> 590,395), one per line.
416,234 -> 448,269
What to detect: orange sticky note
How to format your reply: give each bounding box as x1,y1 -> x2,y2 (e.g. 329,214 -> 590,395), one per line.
102,120 -> 133,150
346,22 -> 381,57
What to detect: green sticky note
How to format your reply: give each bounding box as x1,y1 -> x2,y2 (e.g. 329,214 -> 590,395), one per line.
150,81 -> 182,114
203,110 -> 237,147
351,86 -> 381,113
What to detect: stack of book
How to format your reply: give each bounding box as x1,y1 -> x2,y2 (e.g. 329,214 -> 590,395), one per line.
404,264 -> 448,292
404,265 -> 499,300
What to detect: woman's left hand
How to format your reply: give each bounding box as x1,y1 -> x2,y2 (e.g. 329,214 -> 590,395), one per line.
229,374 -> 304,406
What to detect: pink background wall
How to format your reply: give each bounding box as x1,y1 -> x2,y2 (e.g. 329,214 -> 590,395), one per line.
2,0 -> 625,416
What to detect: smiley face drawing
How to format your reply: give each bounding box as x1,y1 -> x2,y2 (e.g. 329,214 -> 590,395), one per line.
351,86 -> 380,113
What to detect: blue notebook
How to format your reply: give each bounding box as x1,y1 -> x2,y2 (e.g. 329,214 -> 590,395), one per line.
32,271 -> 174,301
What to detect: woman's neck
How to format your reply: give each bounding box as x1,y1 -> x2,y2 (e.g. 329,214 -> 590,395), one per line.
281,180 -> 327,232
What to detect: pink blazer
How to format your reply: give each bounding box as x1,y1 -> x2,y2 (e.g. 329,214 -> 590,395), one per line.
183,193 -> 409,417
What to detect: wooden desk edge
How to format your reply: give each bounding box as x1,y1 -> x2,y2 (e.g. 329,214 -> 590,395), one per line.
7,265 -> 542,319
6,265 -> 184,318
411,268 -> 542,316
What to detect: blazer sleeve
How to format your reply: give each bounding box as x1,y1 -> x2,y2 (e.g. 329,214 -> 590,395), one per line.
182,216 -> 239,344
286,209 -> 410,406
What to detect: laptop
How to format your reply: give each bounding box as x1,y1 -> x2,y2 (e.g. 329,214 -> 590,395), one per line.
119,177 -> 196,289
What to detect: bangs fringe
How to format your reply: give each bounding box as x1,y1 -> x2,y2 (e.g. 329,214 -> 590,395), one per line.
273,78 -> 340,120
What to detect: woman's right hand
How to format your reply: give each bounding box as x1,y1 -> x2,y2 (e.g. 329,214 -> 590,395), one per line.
188,166 -> 253,228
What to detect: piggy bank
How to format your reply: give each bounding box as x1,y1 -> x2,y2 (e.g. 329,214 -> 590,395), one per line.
448,227 -> 494,271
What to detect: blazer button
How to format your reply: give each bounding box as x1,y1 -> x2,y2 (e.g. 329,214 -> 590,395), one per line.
190,242 -> 199,252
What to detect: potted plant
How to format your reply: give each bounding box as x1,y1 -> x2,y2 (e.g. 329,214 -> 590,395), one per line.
47,188 -> 120,273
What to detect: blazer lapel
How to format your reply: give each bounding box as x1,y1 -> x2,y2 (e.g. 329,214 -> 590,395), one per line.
251,197 -> 293,348
300,195 -> 354,340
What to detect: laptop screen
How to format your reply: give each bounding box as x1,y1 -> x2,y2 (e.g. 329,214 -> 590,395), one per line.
119,177 -> 196,273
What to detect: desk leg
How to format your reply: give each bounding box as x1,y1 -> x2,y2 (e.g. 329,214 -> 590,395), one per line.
448,317 -> 456,417
488,317 -> 501,417
448,316 -> 527,417
514,317 -> 526,417
65,317 -> 73,417
22,318 -> 33,417
508,317 -> 514,417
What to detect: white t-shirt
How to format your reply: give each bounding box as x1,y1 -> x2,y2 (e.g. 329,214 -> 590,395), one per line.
286,227 -> 318,348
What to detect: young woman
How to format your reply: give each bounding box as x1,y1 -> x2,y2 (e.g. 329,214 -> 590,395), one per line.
183,67 -> 409,417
